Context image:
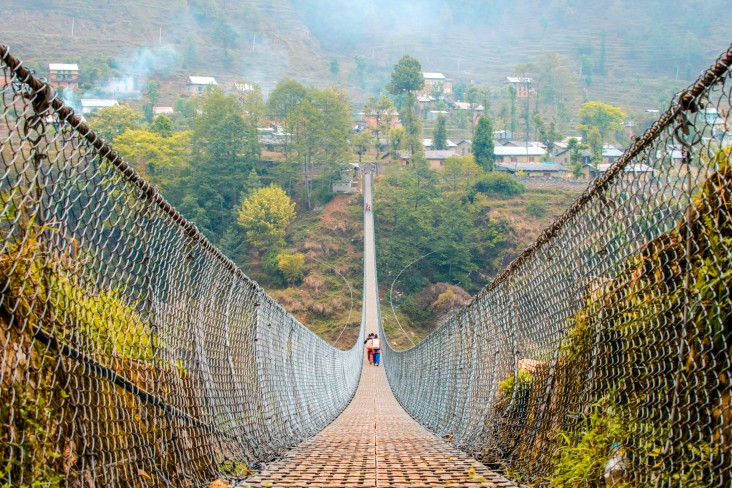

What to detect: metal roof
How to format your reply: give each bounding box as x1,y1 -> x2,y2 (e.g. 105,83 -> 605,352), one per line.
494,146 -> 546,156
505,76 -> 532,84
80,99 -> 119,107
187,76 -> 218,85
497,162 -> 568,172
424,150 -> 458,159
423,72 -> 447,80
49,63 -> 79,71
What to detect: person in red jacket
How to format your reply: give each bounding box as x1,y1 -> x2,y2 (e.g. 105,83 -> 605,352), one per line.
364,332 -> 375,365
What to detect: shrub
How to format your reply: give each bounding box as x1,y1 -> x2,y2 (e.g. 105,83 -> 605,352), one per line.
277,252 -> 306,285
526,200 -> 547,218
474,172 -> 525,196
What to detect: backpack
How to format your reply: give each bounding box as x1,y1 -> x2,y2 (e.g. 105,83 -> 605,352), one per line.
371,338 -> 380,350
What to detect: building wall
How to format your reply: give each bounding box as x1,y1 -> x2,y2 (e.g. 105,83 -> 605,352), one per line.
49,69 -> 78,89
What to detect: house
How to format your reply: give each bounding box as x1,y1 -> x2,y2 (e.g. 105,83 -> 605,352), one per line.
421,72 -> 453,99
80,99 -> 118,115
233,81 -> 255,93
258,127 -> 289,152
422,139 -> 457,149
493,130 -> 514,141
424,149 -> 457,170
332,164 -> 360,193
496,161 -> 569,177
48,63 -> 79,90
584,162 -> 654,180
424,150 -> 458,170
452,101 -> 485,122
426,110 -> 449,121
456,140 -> 472,156
579,144 -> 624,166
398,150 -> 458,170
504,77 -> 533,97
106,77 -> 136,95
153,106 -> 174,115
363,109 -> 400,130
186,76 -> 217,94
494,144 -> 546,164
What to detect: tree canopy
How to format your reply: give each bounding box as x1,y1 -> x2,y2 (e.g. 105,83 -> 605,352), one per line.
88,105 -> 142,142
433,114 -> 447,150
387,55 -> 424,95
237,184 -> 296,249
286,86 -> 352,209
577,101 -> 626,144
267,78 -> 308,120
473,115 -> 495,171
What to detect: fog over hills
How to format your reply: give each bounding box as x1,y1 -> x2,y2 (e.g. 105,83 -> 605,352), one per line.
2,0 -> 731,104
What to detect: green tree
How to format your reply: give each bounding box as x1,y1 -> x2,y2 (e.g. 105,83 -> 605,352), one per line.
577,101 -> 626,145
387,55 -> 424,96
441,155 -> 483,193
533,52 -> 578,127
473,115 -> 495,171
354,55 -> 368,88
587,127 -> 603,166
287,87 -> 352,209
538,118 -> 562,160
213,20 -> 238,65
568,137 -> 587,178
88,105 -> 142,142
267,78 -> 307,121
145,80 -> 160,106
387,56 -> 424,159
352,131 -> 372,163
387,126 -> 406,161
465,86 -> 490,110
329,58 -> 340,75
237,184 -> 296,249
474,172 -> 525,196
363,96 -> 395,161
277,252 -> 305,285
241,167 -> 263,200
181,87 -> 258,239
151,114 -> 173,138
115,128 -> 192,191
433,114 -> 447,150
235,80 -> 267,127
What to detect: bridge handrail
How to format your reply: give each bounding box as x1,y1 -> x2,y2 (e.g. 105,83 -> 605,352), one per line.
0,44 -> 363,486
382,44 -> 732,486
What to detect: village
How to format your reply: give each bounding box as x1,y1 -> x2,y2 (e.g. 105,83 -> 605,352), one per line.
45,61 -> 730,194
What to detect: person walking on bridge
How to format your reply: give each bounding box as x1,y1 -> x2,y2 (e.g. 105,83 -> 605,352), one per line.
364,332 -> 375,365
370,334 -> 382,366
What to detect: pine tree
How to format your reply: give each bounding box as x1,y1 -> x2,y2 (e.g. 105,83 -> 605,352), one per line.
433,114 -> 447,150
473,115 -> 495,171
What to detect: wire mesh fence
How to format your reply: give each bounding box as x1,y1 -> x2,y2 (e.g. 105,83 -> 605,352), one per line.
382,45 -> 732,486
0,44 -> 364,487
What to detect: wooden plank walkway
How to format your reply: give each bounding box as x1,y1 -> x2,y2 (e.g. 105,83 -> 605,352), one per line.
241,173 -> 515,487
242,356 -> 516,487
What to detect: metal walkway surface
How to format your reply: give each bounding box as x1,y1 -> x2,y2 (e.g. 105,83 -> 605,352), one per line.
242,173 -> 515,487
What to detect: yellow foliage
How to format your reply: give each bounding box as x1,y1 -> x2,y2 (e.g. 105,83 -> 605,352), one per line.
238,184 -> 296,248
277,252 -> 305,285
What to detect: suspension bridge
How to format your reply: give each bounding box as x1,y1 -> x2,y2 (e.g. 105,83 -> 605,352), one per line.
1,42 -> 731,487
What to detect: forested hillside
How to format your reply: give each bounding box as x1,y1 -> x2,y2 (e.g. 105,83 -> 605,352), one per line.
2,0 -> 730,105
2,0 -> 728,346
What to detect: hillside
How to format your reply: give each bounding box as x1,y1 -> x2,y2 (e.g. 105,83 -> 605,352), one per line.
2,0 -> 731,109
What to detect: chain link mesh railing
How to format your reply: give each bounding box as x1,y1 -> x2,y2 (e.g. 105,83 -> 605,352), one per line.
382,45 -> 732,486
0,44 -> 364,487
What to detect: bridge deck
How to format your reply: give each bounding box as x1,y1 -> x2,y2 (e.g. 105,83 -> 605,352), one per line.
242,356 -> 515,487
242,173 -> 514,487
